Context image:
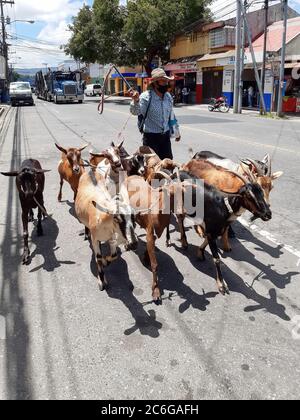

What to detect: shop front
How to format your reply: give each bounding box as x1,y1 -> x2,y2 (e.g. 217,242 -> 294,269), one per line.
282,63 -> 300,113
164,58 -> 200,104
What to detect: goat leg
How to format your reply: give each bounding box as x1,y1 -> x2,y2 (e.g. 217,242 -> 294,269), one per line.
208,239 -> 229,295
58,176 -> 63,202
84,227 -> 90,241
222,227 -> 232,253
28,209 -> 34,222
166,225 -> 171,247
177,215 -> 188,249
197,237 -> 208,261
146,228 -> 161,303
37,207 -> 44,237
22,211 -> 30,264
92,237 -> 108,291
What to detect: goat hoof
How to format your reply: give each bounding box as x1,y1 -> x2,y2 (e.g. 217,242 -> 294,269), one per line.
223,247 -> 232,253
98,280 -> 106,291
22,251 -> 30,265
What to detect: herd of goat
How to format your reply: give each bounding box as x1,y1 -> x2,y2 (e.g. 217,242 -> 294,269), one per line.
0,141 -> 283,303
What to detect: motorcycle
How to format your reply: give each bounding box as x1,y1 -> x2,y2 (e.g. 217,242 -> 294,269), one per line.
208,96 -> 230,113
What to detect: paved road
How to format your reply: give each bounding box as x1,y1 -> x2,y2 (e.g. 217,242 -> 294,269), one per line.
0,97 -> 299,400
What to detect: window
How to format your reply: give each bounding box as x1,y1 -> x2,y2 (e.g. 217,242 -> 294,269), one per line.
191,32 -> 198,43
209,28 -> 225,48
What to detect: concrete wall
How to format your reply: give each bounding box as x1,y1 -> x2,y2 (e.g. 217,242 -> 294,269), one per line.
170,4 -> 298,61
170,32 -> 209,60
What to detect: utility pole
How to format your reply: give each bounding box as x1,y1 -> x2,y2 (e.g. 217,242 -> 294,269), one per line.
260,0 -> 269,115
234,0 -> 242,113
0,0 -> 15,102
238,0 -> 247,113
277,0 -> 288,117
241,0 -> 267,114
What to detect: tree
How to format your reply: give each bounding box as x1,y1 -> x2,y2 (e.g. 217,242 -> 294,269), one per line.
64,5 -> 98,63
65,0 -> 212,75
11,71 -> 21,82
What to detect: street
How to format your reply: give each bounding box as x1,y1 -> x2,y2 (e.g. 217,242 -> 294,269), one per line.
0,97 -> 300,400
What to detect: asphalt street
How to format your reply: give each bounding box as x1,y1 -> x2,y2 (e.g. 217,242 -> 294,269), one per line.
0,96 -> 299,400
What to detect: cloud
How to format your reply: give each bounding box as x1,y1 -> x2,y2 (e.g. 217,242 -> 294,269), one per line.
13,0 -> 84,23
8,0 -> 86,68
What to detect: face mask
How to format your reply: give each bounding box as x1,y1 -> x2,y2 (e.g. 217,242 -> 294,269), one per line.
156,83 -> 168,94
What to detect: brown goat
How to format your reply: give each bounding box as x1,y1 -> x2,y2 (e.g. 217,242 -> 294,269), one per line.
55,143 -> 88,202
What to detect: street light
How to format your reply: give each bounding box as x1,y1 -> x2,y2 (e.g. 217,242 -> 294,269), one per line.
6,17 -> 35,25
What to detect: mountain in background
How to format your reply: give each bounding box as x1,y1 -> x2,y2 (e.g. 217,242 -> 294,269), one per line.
15,67 -> 57,76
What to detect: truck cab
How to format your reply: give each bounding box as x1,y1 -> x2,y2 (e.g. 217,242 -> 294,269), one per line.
51,72 -> 84,104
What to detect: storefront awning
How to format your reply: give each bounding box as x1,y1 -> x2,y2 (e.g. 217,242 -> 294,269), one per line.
198,51 -> 235,62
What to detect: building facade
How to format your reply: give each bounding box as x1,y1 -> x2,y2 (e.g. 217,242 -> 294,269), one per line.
166,4 -> 299,106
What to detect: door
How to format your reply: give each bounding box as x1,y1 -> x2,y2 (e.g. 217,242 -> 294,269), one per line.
203,70 -> 223,103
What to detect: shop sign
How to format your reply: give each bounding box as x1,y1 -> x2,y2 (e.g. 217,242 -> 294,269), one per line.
264,70 -> 274,94
223,69 -> 233,92
0,56 -> 6,80
196,71 -> 203,85
164,61 -> 197,73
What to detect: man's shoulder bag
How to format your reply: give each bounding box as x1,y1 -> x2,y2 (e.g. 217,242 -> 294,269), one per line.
137,92 -> 152,134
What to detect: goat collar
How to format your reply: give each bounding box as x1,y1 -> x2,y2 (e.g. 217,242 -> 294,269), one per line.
224,197 -> 234,215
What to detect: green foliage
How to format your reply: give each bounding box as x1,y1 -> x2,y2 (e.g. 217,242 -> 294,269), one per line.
65,0 -> 212,74
11,71 -> 21,82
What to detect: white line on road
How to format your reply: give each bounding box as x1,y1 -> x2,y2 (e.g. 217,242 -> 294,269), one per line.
239,217 -> 300,260
0,316 -> 6,340
98,106 -> 300,155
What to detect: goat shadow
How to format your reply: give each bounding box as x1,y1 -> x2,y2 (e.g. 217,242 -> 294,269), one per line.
172,239 -> 291,321
135,237 -> 218,314
29,216 -> 76,273
87,240 -> 163,338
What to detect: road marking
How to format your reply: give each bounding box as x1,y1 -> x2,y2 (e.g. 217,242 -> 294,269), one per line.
93,106 -> 300,155
239,217 -> 300,260
0,316 -> 6,340
180,124 -> 300,156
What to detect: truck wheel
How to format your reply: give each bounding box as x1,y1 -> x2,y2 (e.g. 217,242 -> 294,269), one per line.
78,100 -> 83,104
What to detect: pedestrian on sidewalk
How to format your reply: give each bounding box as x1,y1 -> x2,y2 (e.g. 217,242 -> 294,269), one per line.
129,68 -> 181,160
248,85 -> 254,108
182,86 -> 190,104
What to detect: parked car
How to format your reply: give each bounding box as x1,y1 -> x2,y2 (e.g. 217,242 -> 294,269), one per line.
85,84 -> 102,97
9,82 -> 34,106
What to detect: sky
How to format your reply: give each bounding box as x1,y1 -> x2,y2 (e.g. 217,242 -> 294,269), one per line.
5,0 -> 300,70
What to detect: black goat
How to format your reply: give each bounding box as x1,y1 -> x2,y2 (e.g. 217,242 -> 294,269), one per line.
175,170 -> 271,295
1,159 -> 50,264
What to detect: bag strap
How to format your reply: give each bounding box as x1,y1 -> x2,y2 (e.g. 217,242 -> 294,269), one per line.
143,90 -> 152,123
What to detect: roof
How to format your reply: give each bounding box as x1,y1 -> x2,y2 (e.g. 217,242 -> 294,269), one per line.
251,16 -> 300,52
198,50 -> 235,62
166,55 -> 204,65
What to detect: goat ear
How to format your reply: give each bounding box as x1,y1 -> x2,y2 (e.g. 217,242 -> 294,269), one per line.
35,169 -> 51,174
78,143 -> 89,152
272,171 -> 283,180
262,154 -> 270,164
55,143 -> 67,154
117,140 -> 124,149
1,171 -> 19,177
89,152 -> 105,158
